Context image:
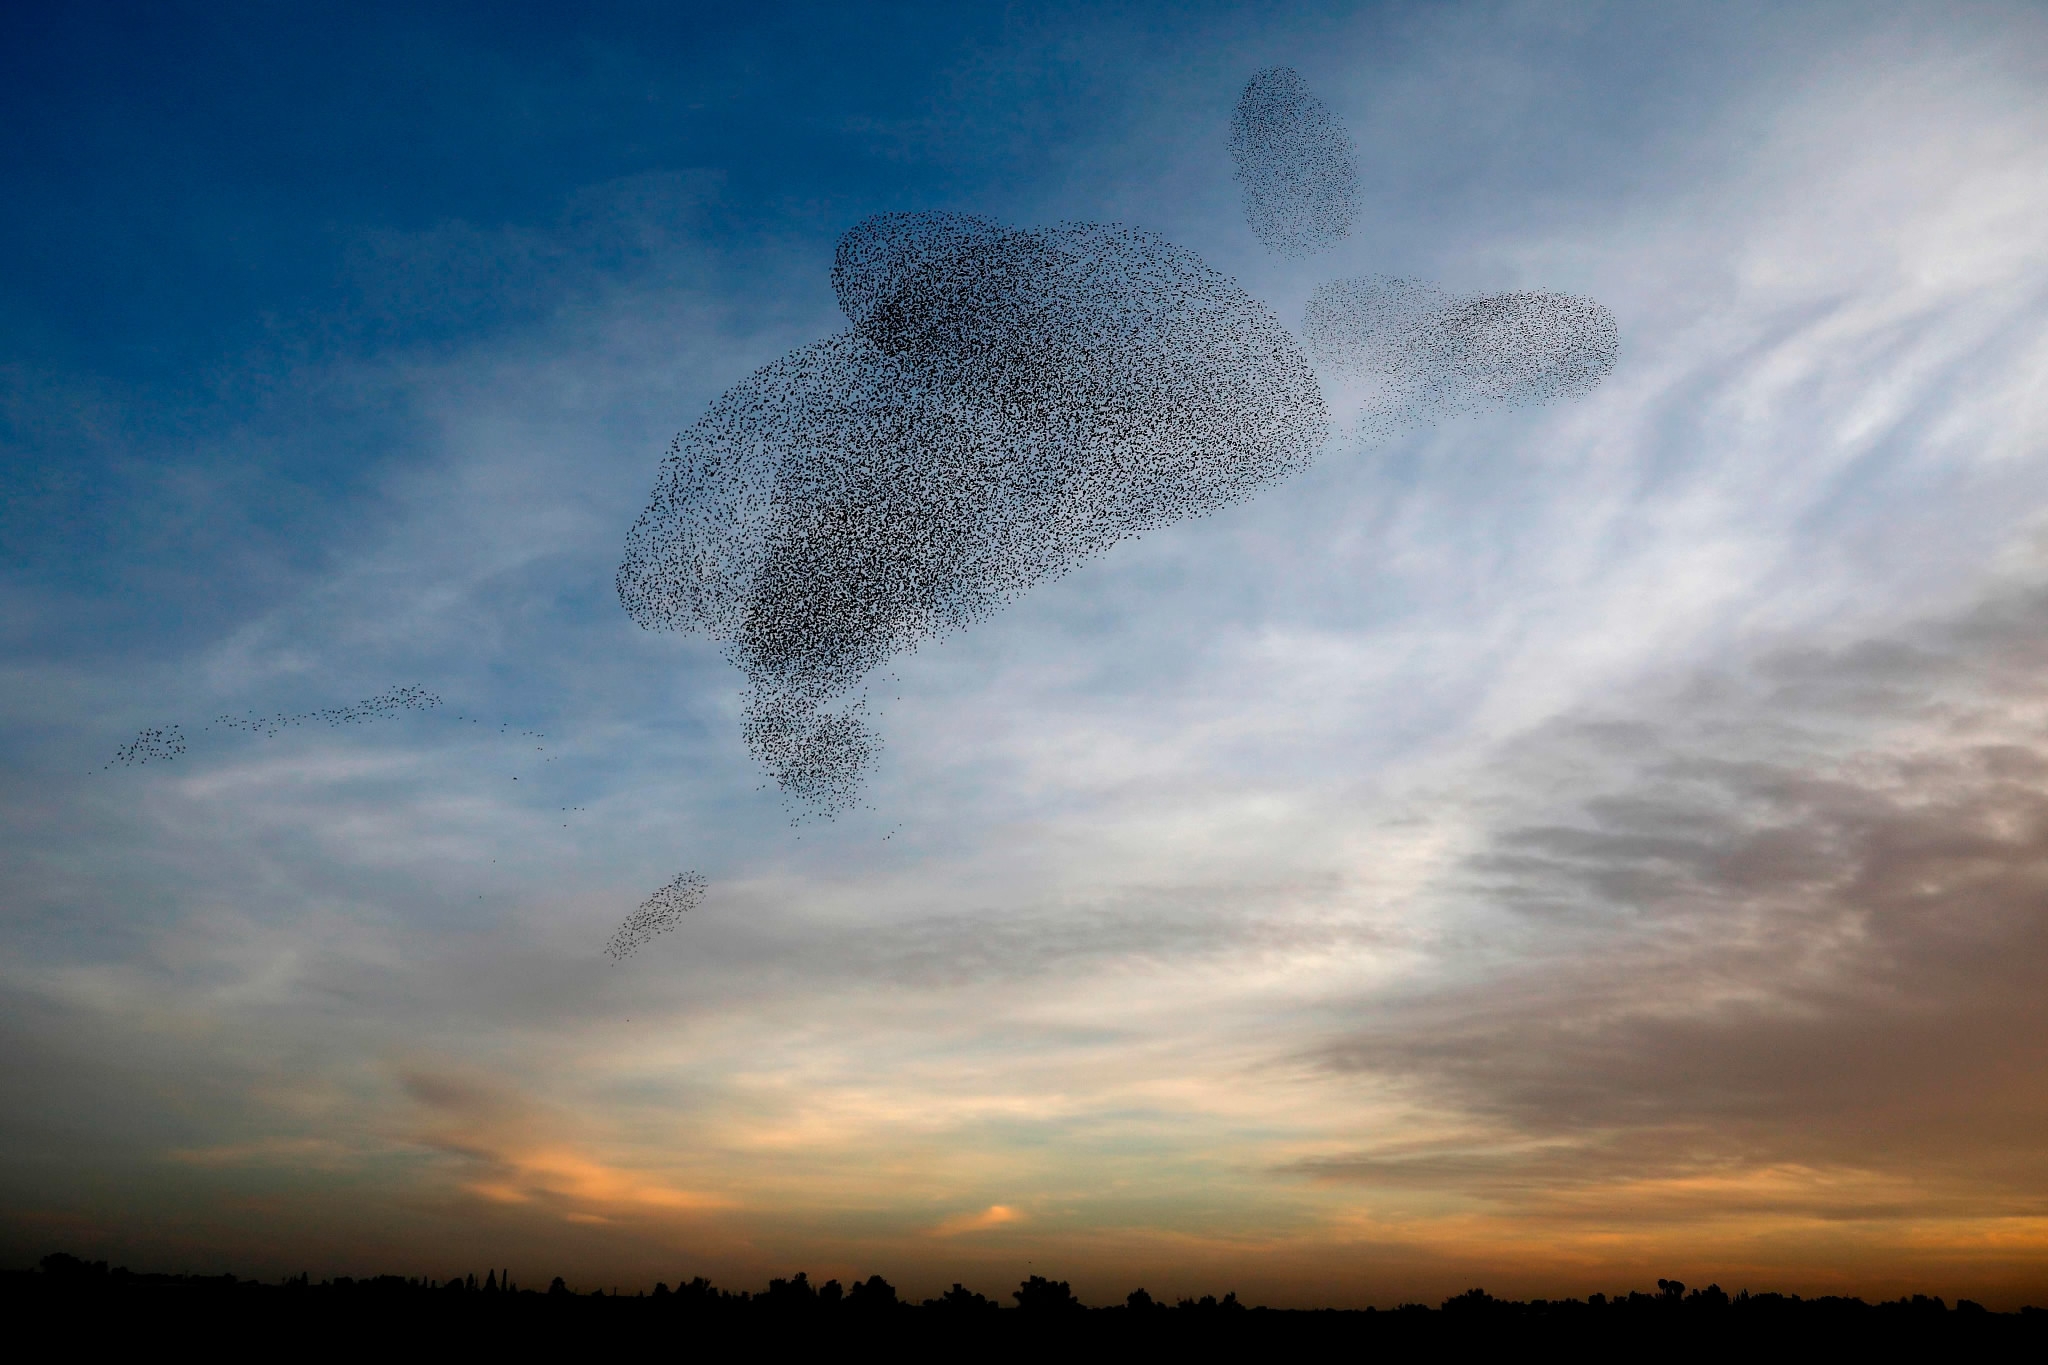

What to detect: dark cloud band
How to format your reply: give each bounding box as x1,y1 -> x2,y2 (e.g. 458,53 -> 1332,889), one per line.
1309,577 -> 2048,1214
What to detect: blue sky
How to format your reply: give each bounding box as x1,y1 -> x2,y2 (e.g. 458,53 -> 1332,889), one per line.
7,0 -> 2048,1306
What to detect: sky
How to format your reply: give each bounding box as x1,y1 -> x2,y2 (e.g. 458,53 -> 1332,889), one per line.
5,0 -> 2048,1308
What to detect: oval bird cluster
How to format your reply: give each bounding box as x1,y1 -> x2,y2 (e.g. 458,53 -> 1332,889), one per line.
1230,66 -> 1360,258
1302,276 -> 1620,443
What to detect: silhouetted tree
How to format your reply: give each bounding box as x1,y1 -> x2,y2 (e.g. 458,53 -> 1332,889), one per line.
765,1272 -> 818,1312
1126,1288 -> 1157,1311
547,1276 -> 568,1296
846,1274 -> 899,1311
923,1283 -> 997,1314
1014,1276 -> 1082,1313
1441,1288 -> 1505,1316
40,1254 -> 108,1281
672,1276 -> 718,1307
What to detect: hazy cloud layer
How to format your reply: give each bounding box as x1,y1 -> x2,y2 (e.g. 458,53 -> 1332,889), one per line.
1301,576 -> 2048,1283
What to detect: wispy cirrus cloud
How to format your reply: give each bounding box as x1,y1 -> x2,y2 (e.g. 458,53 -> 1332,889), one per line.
404,1071 -> 737,1222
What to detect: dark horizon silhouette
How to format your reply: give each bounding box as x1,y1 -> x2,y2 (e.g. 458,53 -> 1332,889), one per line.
12,1250 -> 2046,1349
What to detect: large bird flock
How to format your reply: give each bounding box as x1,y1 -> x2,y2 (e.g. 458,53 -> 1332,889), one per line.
618,212 -> 1327,816
617,68 -> 1618,821
108,68 -> 1623,959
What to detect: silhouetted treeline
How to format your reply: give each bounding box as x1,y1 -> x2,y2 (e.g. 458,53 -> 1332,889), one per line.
10,1254 -> 2046,1351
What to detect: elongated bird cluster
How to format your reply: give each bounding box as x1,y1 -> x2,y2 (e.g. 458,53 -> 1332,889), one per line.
106,686 -> 444,768
619,212 -> 1328,814
606,871 -> 707,960
215,685 -> 443,738
1230,67 -> 1359,257
1303,276 -> 1619,442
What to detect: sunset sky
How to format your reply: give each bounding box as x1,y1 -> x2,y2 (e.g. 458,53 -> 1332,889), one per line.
7,0 -> 2048,1308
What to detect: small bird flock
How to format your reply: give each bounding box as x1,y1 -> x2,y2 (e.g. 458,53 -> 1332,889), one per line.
1230,66 -> 1361,257
1303,276 -> 1619,443
105,686 -> 444,767
110,724 -> 187,767
605,871 -> 707,960
213,684 -> 445,738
